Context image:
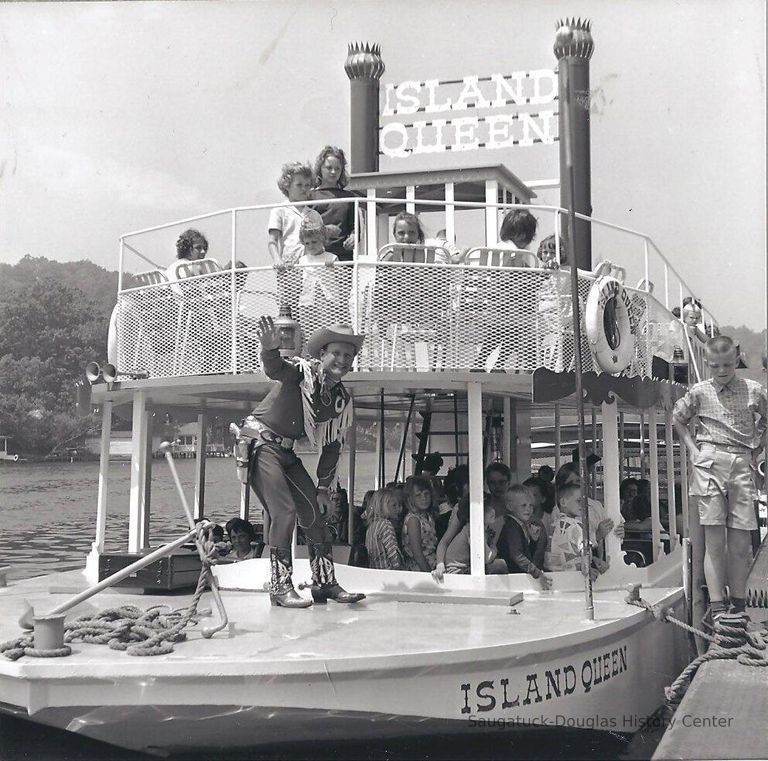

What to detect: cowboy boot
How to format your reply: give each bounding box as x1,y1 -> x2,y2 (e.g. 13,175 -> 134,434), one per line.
307,540 -> 365,604
269,547 -> 312,608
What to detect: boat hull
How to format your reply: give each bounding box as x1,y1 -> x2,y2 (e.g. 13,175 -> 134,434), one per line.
0,573 -> 687,756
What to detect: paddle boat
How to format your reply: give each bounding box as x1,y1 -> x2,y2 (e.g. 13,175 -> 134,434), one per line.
0,20 -> 720,756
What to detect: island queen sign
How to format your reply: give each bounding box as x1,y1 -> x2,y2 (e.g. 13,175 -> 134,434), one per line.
380,69 -> 558,158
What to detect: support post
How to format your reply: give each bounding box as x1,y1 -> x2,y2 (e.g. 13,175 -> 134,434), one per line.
85,400 -> 113,583
347,403 -> 357,544
94,400 -> 112,554
618,411 -> 625,482
665,407 -> 678,549
600,400 -> 623,566
467,383 -> 485,576
194,412 -> 207,521
648,406 -> 661,561
128,390 -> 150,553
406,185 -> 416,215
445,182 -> 455,244
679,433 -> 689,538
484,180 -> 498,246
143,408 -> 153,542
554,403 -> 562,471
502,396 -> 512,467
510,402 -> 531,485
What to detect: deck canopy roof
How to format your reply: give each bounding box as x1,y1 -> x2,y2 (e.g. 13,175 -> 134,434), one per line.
347,163 -> 536,209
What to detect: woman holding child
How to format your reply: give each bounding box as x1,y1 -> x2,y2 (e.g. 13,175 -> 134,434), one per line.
310,146 -> 358,261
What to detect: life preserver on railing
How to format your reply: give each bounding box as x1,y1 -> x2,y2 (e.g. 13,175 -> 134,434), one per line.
585,276 -> 634,373
107,304 -> 119,367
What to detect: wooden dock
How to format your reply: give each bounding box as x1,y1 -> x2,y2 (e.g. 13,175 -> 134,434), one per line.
653,659 -> 768,759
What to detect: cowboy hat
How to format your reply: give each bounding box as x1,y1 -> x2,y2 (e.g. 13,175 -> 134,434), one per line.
306,325 -> 365,359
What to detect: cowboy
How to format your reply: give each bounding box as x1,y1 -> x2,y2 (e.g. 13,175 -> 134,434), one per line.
244,315 -> 365,608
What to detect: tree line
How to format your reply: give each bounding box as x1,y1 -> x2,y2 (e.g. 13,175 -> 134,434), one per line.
0,256 -> 116,455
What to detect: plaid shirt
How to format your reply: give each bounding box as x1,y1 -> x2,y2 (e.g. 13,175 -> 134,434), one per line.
673,376 -> 767,450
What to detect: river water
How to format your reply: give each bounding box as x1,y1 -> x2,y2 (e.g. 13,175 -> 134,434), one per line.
0,459 -> 658,760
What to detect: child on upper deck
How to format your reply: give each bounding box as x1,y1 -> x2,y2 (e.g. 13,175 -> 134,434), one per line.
297,211 -> 342,341
268,161 -> 314,313
673,334 -> 767,619
388,212 -> 465,265
497,209 -> 539,266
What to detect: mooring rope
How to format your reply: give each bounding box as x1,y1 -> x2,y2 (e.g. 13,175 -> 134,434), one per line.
1,525 -> 224,661
627,594 -> 768,712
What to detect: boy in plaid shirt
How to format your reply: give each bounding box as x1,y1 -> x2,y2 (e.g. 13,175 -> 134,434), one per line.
673,335 -> 767,619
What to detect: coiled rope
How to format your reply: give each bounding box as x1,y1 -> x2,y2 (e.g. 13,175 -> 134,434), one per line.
1,525 -> 224,661
627,595 -> 768,712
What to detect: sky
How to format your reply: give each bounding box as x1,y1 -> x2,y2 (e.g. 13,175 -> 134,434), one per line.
0,0 -> 765,330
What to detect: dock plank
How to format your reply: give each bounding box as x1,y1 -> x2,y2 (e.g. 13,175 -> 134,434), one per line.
653,660 -> 768,760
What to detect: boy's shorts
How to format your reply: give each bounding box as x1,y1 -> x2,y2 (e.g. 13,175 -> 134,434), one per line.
689,443 -> 757,530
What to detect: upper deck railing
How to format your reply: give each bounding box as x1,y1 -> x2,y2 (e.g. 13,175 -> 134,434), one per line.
113,198 -> 716,381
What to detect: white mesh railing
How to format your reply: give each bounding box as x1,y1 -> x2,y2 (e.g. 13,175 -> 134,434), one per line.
114,261 -> 677,379
114,196 -> 716,380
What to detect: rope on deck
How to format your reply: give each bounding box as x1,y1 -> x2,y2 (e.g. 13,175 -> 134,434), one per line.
1,526 -> 224,661
627,594 -> 768,712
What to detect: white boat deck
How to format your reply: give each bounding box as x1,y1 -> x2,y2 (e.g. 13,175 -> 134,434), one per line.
1,568 -> 680,680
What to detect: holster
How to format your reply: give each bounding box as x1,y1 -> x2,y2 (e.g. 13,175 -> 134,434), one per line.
232,415 -> 261,485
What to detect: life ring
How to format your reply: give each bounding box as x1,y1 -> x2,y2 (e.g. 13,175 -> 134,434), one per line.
12,454 -> 19,462
107,304 -> 119,367
585,276 -> 634,373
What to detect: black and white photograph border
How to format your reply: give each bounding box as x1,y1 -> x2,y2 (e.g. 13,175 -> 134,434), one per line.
0,2 -> 765,760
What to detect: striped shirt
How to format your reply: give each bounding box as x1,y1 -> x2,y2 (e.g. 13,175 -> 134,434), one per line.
365,518 -> 403,570
673,376 -> 767,450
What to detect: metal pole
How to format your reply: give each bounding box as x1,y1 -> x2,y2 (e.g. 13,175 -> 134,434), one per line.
379,388 -> 386,485
395,394 -> 416,482
562,53 -> 593,620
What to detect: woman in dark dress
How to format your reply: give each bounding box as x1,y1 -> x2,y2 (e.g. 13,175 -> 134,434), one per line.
310,146 -> 358,261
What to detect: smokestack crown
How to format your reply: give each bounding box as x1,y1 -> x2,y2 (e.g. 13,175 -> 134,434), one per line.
344,42 -> 385,80
554,18 -> 594,61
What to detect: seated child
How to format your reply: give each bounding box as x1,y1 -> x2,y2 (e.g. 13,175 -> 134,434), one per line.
225,517 -> 262,561
547,484 -> 608,579
498,485 -> 551,587
424,227 -> 468,265
365,488 -> 404,570
386,212 -> 464,265
537,234 -> 565,270
499,209 -> 538,264
268,161 -> 314,314
523,475 -> 554,538
401,476 -> 438,572
436,502 -> 507,575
